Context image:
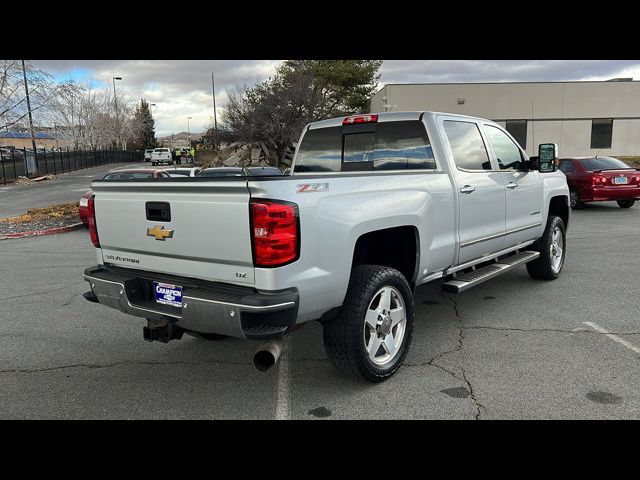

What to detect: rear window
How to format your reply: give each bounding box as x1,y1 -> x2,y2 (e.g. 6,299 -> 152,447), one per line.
154,148 -> 169,153
580,157 -> 630,171
294,120 -> 436,173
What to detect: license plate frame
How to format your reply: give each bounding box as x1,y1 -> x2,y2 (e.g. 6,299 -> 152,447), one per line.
614,176 -> 628,185
153,281 -> 183,308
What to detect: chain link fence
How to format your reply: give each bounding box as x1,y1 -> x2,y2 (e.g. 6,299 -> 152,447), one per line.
0,146 -> 142,185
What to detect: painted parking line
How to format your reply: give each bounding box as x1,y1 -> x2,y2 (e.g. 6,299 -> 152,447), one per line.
275,335 -> 291,420
583,321 -> 640,355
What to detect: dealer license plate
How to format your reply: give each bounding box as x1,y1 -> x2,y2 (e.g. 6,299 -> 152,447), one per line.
614,176 -> 628,184
153,281 -> 183,308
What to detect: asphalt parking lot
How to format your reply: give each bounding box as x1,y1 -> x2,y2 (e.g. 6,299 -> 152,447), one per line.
0,202 -> 639,419
0,162 -> 148,218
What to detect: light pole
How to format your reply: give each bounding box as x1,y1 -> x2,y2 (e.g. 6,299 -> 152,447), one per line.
112,77 -> 122,149
187,116 -> 192,149
149,103 -> 157,147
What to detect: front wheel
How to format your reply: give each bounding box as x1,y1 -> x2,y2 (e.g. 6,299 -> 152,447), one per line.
323,265 -> 414,383
617,200 -> 635,208
526,215 -> 566,280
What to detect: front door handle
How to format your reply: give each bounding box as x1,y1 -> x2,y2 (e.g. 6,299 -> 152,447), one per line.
506,182 -> 518,189
460,185 -> 475,194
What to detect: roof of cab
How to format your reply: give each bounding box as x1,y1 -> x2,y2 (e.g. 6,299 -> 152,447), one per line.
306,111 -> 495,130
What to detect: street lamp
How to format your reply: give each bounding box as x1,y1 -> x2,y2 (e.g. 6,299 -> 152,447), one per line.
112,76 -> 122,149
187,116 -> 192,149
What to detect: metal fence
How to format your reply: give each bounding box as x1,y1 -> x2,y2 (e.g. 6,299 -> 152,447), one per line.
0,146 -> 142,185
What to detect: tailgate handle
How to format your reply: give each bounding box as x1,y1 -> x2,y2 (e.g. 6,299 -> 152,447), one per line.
146,202 -> 171,222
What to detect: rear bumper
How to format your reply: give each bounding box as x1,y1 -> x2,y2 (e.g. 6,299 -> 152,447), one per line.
582,185 -> 640,202
83,265 -> 298,339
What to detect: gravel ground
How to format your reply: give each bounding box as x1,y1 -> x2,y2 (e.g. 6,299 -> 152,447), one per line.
0,214 -> 82,235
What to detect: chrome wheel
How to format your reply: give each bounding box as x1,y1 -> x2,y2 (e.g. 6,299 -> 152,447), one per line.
550,226 -> 564,273
363,286 -> 406,366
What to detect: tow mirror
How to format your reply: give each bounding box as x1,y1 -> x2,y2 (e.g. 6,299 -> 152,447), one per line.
538,143 -> 557,173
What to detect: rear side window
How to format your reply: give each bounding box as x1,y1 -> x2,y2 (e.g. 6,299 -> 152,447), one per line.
294,120 -> 436,173
443,121 -> 491,171
484,125 -> 525,170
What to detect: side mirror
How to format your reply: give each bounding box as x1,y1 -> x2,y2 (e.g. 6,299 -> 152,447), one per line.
538,143 -> 557,173
527,156 -> 539,171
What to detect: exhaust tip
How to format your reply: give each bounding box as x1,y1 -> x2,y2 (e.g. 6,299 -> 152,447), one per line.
253,350 -> 277,372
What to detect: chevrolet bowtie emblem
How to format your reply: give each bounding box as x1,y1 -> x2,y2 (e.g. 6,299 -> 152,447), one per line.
147,225 -> 174,240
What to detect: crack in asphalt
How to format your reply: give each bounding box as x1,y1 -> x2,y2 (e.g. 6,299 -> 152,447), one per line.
0,281 -> 84,302
464,325 -> 640,336
404,293 -> 485,419
0,358 -> 251,374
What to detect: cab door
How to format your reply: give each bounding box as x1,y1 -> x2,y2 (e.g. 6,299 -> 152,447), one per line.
440,117 -> 506,265
482,124 -> 543,247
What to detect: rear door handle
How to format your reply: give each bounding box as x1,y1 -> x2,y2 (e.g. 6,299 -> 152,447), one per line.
459,185 -> 475,194
506,182 -> 518,189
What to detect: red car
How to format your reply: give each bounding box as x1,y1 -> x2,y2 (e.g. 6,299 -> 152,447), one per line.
558,157 -> 640,209
79,168 -> 171,226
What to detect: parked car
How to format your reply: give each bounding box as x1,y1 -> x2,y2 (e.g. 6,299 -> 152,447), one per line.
78,168 -> 171,225
558,156 -> 640,209
144,149 -> 154,162
197,167 -> 245,177
163,167 -> 202,178
151,148 -> 173,166
243,166 -> 282,176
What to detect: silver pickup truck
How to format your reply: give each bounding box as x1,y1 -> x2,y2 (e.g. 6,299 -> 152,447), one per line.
83,111 -> 569,382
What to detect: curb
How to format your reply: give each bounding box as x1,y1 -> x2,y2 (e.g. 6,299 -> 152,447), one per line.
0,222 -> 85,240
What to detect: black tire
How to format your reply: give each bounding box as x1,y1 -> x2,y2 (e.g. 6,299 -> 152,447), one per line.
569,189 -> 584,209
617,200 -> 635,208
526,215 -> 566,280
323,265 -> 414,383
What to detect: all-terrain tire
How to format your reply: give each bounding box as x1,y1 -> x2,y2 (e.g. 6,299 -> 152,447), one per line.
323,265 -> 414,383
526,215 -> 566,280
569,189 -> 584,209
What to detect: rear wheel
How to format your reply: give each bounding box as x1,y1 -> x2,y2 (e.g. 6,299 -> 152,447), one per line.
526,215 -> 566,280
323,265 -> 414,383
569,189 -> 584,209
617,200 -> 635,208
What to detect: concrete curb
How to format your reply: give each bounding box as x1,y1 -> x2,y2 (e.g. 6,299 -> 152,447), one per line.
0,222 -> 85,240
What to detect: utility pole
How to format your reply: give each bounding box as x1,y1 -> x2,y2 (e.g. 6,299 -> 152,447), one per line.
112,76 -> 122,149
211,72 -> 219,150
21,60 -> 38,174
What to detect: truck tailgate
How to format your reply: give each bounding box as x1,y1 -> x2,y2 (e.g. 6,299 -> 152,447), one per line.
92,180 -> 255,285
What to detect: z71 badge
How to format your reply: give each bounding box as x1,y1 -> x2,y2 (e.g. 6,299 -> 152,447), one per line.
296,183 -> 329,193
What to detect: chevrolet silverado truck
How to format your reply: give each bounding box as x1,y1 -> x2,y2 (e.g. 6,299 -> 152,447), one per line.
82,112 -> 569,382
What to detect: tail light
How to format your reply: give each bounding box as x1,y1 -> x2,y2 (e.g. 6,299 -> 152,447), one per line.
343,114 -> 378,125
591,175 -> 608,186
250,200 -> 299,267
87,195 -> 100,248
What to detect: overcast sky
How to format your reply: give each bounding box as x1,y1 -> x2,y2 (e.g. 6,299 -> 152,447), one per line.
32,60 -> 640,137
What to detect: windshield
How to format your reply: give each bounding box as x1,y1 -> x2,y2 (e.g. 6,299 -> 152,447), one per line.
103,172 -> 155,180
580,157 -> 631,171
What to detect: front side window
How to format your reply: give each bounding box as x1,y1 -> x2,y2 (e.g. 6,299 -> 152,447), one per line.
294,120 -> 435,173
484,125 -> 525,170
443,120 -> 491,171
591,119 -> 613,149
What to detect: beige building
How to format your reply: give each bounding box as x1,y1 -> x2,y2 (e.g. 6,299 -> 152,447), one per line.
369,80 -> 640,157
0,131 -> 73,149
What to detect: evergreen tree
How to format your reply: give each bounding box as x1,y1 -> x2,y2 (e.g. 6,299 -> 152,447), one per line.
130,99 -> 157,150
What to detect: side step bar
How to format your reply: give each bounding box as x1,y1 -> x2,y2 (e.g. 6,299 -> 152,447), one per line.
441,251 -> 540,294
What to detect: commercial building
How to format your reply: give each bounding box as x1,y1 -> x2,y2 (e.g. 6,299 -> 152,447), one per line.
0,131 -> 72,149
369,79 -> 640,157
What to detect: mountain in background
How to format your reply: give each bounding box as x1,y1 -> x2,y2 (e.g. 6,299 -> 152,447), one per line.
157,131 -> 203,147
